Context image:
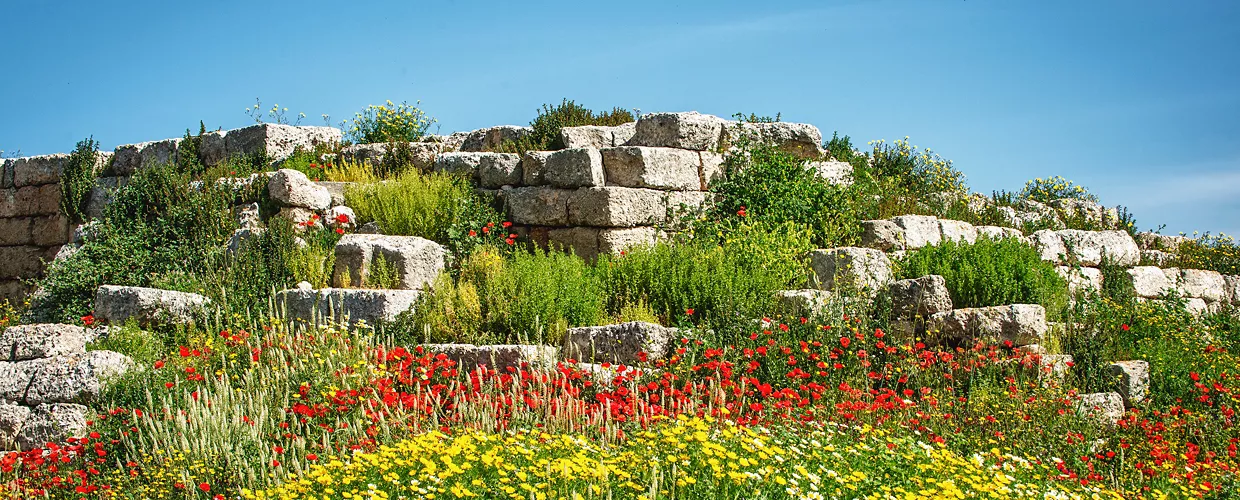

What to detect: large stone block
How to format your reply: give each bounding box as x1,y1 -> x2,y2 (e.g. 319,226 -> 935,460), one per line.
1056,230 -> 1140,267
0,323 -> 88,361
339,142 -> 442,171
505,186 -> 572,226
888,275 -> 953,317
478,153 -> 523,188
665,190 -> 711,216
601,146 -> 702,191
1108,360 -> 1149,408
938,219 -> 977,244
0,217 -> 32,246
1031,229 -> 1067,264
1134,232 -> 1189,252
14,403 -> 88,451
433,152 -> 484,179
891,215 -> 941,249
0,246 -> 45,279
861,219 -> 904,251
724,121 -> 824,158
520,151 -> 553,186
94,285 -> 211,326
1056,266 -> 1103,294
11,154 -> 69,187
926,304 -> 1047,346
560,126 -> 615,150
459,125 -> 532,152
567,187 -> 666,227
597,227 -> 663,256
0,350 -> 133,406
111,138 -> 182,175
774,289 -> 834,319
31,215 -> 71,247
277,287 -> 421,326
1050,198 -> 1119,228
268,168 -> 333,210
224,124 -> 341,164
562,321 -> 679,365
808,247 -> 893,294
85,177 -> 128,220
808,161 -> 854,186
1127,266 -> 1174,298
1226,275 -> 1240,304
544,148 -> 605,188
0,159 -> 10,189
547,227 -> 602,262
976,225 -> 1025,242
1075,392 -> 1125,426
629,112 -> 726,151
332,234 -> 448,290
1174,269 -> 1227,302
0,400 -> 31,448
698,151 -> 725,189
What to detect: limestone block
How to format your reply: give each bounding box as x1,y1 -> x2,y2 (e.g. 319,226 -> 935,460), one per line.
477,153 -> 523,188
560,126 -> 615,150
1176,269 -> 1227,302
0,400 -> 31,448
724,121 -> 824,158
1108,360 -> 1149,408
861,220 -> 904,251
1226,275 -> 1240,304
888,275 -> 953,317
94,285 -> 210,326
111,138 -> 182,175
938,219 -> 978,244
419,344 -> 559,373
567,187 -> 666,227
774,289 -> 834,319
926,304 -> 1047,346
1127,266 -> 1174,298
0,246 -> 48,279
459,125 -> 532,152
1031,230 -> 1066,264
276,287 -> 421,326
807,247 -> 893,294
629,112 -> 726,151
545,148 -> 605,188
269,169 -> 331,210
1134,232 -> 1189,251
0,323 -> 88,361
521,151 -> 553,186
976,225 -> 1025,241
1056,230 -> 1140,267
224,124 -> 341,163
0,217 -> 32,246
15,403 -> 88,451
11,154 -> 68,187
331,234 -> 448,290
562,321 -> 679,365
505,186 -> 572,226
891,215 -> 941,249
808,160 -> 853,186
601,146 -> 701,191
31,215 -> 71,247
698,151 -> 725,189
548,227 -> 602,261
1075,392 -> 1125,426
597,227 -> 663,256
1056,266 -> 1103,294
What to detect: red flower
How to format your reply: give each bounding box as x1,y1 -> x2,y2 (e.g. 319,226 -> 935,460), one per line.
504,238 -> 515,245
154,360 -> 164,369
685,308 -> 695,316
469,230 -> 477,237
335,228 -> 345,235
737,206 -> 747,217
164,382 -> 174,389
198,483 -> 210,492
306,453 -> 318,461
502,221 -> 512,228
334,213 -> 351,224
81,314 -> 95,326
1121,324 -> 1130,331
840,337 -> 851,348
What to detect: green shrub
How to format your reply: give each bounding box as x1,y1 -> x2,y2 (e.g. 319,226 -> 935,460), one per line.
1018,175 -> 1098,204
362,253 -> 399,289
345,169 -> 504,256
496,99 -> 634,153
59,137 -> 100,223
599,219 -> 812,338
898,237 -> 1068,318
708,142 -> 862,248
31,163 -> 236,322
1167,233 -> 1240,275
344,100 -> 436,144
197,218 -> 339,315
868,137 -> 966,197
176,122 -> 207,178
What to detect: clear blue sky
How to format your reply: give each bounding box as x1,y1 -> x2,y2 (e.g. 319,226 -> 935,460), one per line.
2,0 -> 1237,236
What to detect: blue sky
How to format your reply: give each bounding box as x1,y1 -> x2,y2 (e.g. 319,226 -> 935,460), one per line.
2,0 -> 1237,236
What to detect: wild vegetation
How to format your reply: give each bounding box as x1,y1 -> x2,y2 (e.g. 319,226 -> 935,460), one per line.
1,100 -> 1238,499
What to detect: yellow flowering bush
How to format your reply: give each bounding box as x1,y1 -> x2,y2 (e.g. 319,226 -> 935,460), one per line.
1018,175 -> 1098,204
345,100 -> 436,144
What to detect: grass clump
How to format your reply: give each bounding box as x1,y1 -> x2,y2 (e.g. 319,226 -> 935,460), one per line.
345,169 -> 504,256
898,237 -> 1068,317
496,98 -> 634,153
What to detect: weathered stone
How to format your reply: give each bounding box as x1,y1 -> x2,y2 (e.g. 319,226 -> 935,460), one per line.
725,121 -> 824,158
94,285 -> 210,326
277,207 -> 321,230
31,215 -> 70,247
268,169 -> 331,210
459,125 -> 532,152
1056,266 -> 1103,294
1184,297 -> 1210,316
419,344 -> 559,373
477,153 -> 523,189
1014,199 -> 1064,229
0,400 -> 31,448
938,219 -> 978,244
808,247 -> 893,294
223,124 -> 341,164
544,148 -> 605,188
277,288 -> 421,326
1141,249 -> 1175,267
1050,198 -> 1119,228
226,227 -> 265,254
1056,230 -> 1140,267
976,225 -> 1025,241
1175,269 -> 1227,302
560,126 -> 615,149
0,246 -> 46,279
326,206 -> 356,230
339,142 -> 442,171
629,112 -> 726,151
774,289 -> 834,319
314,181 -> 352,207
3,350 -> 133,406
0,324 -> 88,361
602,147 -> 701,191
11,154 -> 68,187
861,220 -> 904,251
926,304 -> 1047,346
505,186 -> 572,226
198,129 -> 228,166
332,234 -> 448,290
698,152 -> 725,189
1226,275 -> 1240,304
562,321 -> 679,365
1127,266 -> 1174,298
111,138 -> 182,175
889,275 -> 953,317
891,215 -> 941,249
567,187 -> 666,227
15,403 -> 88,451
665,191 -> 711,216
0,217 -> 32,246
1134,232 -> 1189,252
1108,360 -> 1149,408
548,227 -> 602,262
520,151 -> 553,186
611,122 -> 637,146
1075,392 -> 1125,426
1031,229 -> 1067,263
85,177 -> 128,220
597,227 -> 662,256
808,161 -> 853,186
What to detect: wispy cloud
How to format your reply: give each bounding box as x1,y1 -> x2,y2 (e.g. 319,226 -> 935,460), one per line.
1098,157 -> 1240,235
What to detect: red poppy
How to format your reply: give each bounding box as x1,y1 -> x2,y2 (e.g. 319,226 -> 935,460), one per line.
81,314 -> 95,326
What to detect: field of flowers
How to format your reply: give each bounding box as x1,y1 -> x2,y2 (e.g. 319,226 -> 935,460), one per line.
2,101 -> 1239,499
